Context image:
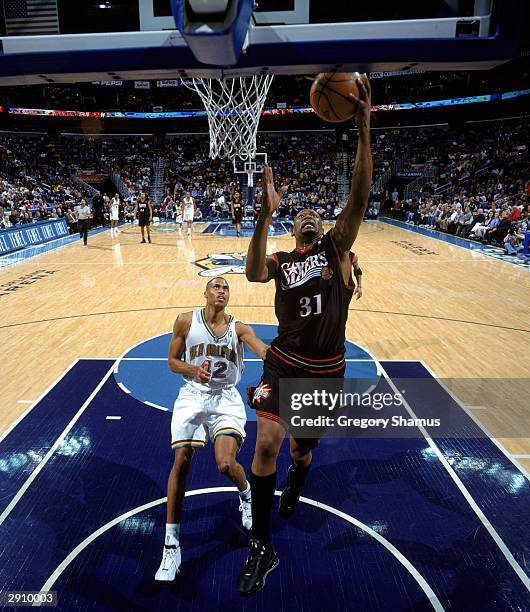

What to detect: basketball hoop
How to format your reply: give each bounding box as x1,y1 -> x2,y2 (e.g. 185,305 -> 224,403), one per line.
182,75 -> 274,161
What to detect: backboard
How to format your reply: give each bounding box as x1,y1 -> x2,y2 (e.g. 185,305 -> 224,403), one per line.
0,0 -> 523,86
233,153 -> 268,175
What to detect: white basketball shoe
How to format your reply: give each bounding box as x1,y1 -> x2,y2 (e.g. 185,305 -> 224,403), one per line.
239,497 -> 252,531
155,541 -> 181,582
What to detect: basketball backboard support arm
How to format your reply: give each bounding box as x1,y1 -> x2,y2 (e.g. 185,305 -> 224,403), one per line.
0,0 -> 522,86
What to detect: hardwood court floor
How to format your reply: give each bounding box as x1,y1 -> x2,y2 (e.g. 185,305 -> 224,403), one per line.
1,221 -> 529,471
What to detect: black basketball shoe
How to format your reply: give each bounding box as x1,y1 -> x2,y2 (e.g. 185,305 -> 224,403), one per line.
237,538 -> 279,596
278,465 -> 305,519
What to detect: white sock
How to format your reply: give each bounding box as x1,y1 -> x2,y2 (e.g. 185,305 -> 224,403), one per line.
165,523 -> 180,546
239,482 -> 251,501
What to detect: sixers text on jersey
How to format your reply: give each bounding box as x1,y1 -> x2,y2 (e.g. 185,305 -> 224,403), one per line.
271,231 -> 355,358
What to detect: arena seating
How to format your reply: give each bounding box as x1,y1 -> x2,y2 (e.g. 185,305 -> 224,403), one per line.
2,121 -> 528,256
382,121 -> 529,251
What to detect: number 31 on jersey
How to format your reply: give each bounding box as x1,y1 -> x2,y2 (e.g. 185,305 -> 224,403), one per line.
299,293 -> 322,317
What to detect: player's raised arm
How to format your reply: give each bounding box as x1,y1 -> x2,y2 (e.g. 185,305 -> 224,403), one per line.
245,165 -> 286,283
168,313 -> 211,383
332,74 -> 373,253
236,321 -> 269,360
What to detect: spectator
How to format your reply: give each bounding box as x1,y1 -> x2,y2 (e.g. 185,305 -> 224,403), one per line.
470,210 -> 495,240
484,211 -> 511,244
66,208 -> 77,234
504,226 -> 524,255
455,206 -> 474,237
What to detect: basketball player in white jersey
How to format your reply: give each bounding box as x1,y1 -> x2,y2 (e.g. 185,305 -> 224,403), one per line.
109,193 -> 120,238
155,277 -> 269,582
181,191 -> 196,237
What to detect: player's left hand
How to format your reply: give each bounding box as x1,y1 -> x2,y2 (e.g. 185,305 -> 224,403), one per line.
350,73 -> 371,128
354,286 -> 363,300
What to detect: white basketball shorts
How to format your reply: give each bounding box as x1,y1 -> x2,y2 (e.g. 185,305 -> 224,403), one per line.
170,384 -> 246,450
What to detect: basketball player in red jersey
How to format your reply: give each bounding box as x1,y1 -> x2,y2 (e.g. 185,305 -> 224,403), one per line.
238,74 -> 372,596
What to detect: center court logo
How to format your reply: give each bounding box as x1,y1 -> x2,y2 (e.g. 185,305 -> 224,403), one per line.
194,252 -> 247,277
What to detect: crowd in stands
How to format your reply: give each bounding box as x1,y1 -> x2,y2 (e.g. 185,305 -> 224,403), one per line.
258,133 -> 340,218
161,133 -> 343,221
164,136 -> 236,219
1,121 -> 528,259
100,137 -> 154,198
0,134 -> 93,230
383,121 -> 530,255
0,134 -> 155,230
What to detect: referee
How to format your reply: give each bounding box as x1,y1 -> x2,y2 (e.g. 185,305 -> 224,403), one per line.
75,198 -> 92,247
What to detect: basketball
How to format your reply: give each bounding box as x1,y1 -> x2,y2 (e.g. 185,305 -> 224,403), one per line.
310,72 -> 361,123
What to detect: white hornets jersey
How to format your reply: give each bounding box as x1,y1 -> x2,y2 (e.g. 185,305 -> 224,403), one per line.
183,309 -> 244,392
183,197 -> 194,212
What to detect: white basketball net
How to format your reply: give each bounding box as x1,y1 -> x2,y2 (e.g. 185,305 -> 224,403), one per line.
182,75 -> 274,161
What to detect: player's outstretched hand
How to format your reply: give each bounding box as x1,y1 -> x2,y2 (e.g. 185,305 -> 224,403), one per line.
350,73 -> 371,128
191,360 -> 212,383
261,164 -> 287,216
